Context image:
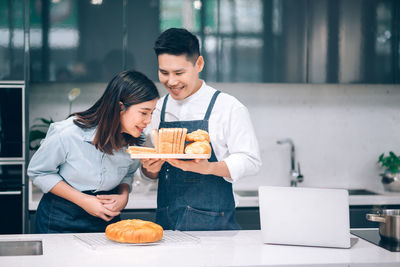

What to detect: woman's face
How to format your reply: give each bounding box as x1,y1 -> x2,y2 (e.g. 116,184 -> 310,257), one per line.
120,99 -> 157,137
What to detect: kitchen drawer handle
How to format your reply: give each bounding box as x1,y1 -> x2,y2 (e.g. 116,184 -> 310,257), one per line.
0,191 -> 21,195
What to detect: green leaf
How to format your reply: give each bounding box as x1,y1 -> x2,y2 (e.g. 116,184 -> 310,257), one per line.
39,117 -> 54,125
378,151 -> 400,174
29,130 -> 46,142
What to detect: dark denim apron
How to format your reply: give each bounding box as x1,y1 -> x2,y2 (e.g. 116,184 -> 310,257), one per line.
35,188 -> 120,233
156,91 -> 240,231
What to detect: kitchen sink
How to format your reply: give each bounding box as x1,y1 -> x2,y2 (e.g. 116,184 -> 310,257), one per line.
347,189 -> 378,195
0,240 -> 43,256
235,190 -> 258,197
235,188 -> 379,197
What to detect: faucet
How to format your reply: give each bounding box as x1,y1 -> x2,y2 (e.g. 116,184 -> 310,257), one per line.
277,138 -> 304,187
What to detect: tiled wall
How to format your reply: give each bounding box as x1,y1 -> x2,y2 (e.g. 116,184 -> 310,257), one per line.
29,82 -> 400,191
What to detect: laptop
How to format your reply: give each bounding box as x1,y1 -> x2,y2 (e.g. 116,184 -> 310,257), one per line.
258,186 -> 351,248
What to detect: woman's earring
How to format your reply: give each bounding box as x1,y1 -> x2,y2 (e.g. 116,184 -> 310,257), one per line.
120,102 -> 127,111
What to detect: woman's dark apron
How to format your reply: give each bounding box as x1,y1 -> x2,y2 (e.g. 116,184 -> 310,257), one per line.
156,91 -> 240,231
35,188 -> 120,233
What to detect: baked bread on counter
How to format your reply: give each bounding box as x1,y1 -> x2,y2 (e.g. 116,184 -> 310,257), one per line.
105,219 -> 163,243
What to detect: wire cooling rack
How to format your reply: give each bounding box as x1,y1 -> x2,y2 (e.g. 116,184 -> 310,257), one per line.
73,230 -> 200,250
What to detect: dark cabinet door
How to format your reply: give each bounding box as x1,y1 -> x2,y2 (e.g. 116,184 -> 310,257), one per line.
350,205 -> 400,228
0,163 -> 24,234
30,0 -> 124,82
0,0 -> 24,81
235,207 -> 261,230
29,0 -> 160,82
0,85 -> 23,159
0,192 -> 23,234
121,209 -> 156,222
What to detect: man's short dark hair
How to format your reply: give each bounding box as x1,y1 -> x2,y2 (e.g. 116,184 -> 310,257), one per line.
154,28 -> 200,64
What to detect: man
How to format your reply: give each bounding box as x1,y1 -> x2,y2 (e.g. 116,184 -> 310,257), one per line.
141,28 -> 261,231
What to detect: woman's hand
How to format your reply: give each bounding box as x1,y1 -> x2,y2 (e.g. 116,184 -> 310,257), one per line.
96,193 -> 129,212
80,194 -> 120,221
50,181 -> 120,222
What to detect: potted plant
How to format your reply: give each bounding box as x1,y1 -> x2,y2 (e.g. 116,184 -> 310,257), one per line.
378,151 -> 400,192
29,88 -> 80,151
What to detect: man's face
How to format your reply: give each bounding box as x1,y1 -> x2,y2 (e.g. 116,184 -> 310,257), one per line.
158,54 -> 204,100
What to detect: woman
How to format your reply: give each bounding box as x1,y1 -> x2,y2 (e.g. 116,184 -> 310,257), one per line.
28,70 -> 159,233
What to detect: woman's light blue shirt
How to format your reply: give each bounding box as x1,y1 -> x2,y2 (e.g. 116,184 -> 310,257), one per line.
27,117 -> 139,193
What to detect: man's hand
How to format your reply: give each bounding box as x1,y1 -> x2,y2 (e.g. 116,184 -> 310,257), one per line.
165,159 -> 232,178
141,158 -> 165,179
166,159 -> 211,174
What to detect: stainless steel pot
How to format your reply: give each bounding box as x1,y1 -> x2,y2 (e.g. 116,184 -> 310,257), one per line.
366,209 -> 400,243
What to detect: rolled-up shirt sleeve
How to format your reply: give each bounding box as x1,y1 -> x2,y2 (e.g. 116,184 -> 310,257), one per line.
120,160 -> 140,192
222,105 -> 262,182
27,124 -> 67,193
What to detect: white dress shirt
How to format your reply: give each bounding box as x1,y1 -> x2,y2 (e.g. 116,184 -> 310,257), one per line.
145,81 -> 262,183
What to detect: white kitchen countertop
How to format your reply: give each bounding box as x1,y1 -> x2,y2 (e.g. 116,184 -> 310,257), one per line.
29,182 -> 400,211
1,230 -> 400,267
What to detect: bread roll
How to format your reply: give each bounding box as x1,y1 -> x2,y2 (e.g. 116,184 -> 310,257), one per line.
184,141 -> 211,154
105,219 -> 163,243
186,129 -> 210,142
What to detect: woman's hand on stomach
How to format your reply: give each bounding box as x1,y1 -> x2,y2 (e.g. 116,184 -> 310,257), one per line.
80,194 -> 121,221
96,193 -> 129,212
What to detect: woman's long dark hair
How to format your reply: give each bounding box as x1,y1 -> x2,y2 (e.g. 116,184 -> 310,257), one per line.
71,70 -> 159,154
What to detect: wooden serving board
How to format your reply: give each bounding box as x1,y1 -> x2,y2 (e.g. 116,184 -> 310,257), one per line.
128,153 -> 211,159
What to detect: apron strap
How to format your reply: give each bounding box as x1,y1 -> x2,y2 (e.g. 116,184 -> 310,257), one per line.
160,94 -> 169,123
161,90 -> 220,122
204,90 -> 221,120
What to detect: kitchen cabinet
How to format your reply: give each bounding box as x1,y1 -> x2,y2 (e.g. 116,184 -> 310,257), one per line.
28,208 -> 259,233
238,205 -> 400,230
28,188 -> 400,233
235,207 -> 261,230
0,83 -> 24,159
0,82 -> 26,234
0,0 -> 25,81
24,0 -> 400,83
121,209 -> 156,222
233,205 -> 400,230
28,209 -> 157,234
350,205 -> 400,228
29,0 -> 159,82
121,208 -> 261,230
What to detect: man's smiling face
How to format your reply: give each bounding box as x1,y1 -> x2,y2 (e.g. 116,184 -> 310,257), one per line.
157,54 -> 204,100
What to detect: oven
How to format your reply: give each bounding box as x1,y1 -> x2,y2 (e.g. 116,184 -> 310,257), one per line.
0,82 -> 25,160
0,81 -> 26,234
0,162 -> 24,234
